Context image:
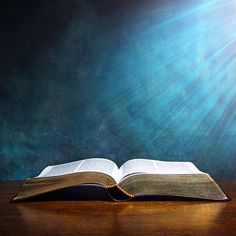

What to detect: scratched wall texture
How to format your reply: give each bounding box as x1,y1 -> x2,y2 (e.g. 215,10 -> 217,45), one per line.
0,0 -> 236,179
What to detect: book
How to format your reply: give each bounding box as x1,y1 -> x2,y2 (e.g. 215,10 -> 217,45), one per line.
12,158 -> 228,201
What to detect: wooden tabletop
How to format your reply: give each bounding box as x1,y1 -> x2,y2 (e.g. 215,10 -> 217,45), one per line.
0,180 -> 236,236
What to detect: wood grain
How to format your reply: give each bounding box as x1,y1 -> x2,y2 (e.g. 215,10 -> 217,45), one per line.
0,180 -> 236,236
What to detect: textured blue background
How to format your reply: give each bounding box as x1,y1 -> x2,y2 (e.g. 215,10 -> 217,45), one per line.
0,0 -> 236,179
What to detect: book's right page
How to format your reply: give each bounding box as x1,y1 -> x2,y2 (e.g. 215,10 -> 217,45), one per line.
119,159 -> 203,180
152,160 -> 203,174
118,159 -> 228,200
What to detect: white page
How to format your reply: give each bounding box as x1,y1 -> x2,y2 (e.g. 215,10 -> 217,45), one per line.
120,159 -> 203,180
154,160 -> 203,174
75,158 -> 119,181
37,160 -> 83,178
119,159 -> 158,179
36,158 -> 119,181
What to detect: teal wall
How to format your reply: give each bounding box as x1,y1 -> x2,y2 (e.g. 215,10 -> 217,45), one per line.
1,0 -> 236,179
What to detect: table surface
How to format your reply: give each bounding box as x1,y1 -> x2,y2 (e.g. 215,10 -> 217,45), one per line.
0,180 -> 236,236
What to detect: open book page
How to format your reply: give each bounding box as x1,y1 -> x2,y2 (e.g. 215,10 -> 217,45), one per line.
119,159 -> 203,181
36,158 -> 119,181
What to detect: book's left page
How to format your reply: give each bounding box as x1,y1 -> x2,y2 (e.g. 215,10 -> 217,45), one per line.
12,158 -> 119,201
37,158 -> 119,181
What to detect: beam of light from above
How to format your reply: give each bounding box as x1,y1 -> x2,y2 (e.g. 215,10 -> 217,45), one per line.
104,2 -> 236,117
94,0 -> 236,172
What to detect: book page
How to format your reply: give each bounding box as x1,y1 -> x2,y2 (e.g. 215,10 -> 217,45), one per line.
119,159 -> 158,179
154,160 -> 203,174
120,159 -> 203,180
37,160 -> 82,178
36,158 -> 119,181
75,158 -> 119,181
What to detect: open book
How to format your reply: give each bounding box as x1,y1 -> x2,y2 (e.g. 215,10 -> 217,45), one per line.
12,158 -> 228,201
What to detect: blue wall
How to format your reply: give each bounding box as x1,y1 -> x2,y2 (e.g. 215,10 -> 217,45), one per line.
1,0 -> 236,179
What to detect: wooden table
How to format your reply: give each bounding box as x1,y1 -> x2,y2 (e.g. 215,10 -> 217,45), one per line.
0,181 -> 236,236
